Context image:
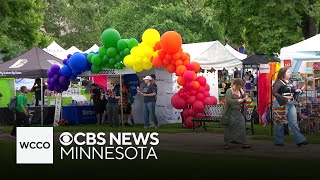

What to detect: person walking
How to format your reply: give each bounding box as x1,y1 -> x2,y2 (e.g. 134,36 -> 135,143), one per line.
272,67 -> 307,147
138,76 -> 158,129
223,78 -> 250,149
10,86 -> 30,137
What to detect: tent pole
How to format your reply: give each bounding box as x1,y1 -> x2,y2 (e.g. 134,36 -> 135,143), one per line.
120,75 -> 124,127
41,78 -> 44,126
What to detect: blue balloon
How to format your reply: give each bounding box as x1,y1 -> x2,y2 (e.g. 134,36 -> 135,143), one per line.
68,53 -> 87,73
83,53 -> 88,57
85,61 -> 92,71
69,74 -> 77,80
61,65 -> 72,77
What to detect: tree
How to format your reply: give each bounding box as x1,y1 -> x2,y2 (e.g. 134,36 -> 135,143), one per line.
0,0 -> 51,62
212,0 -> 320,56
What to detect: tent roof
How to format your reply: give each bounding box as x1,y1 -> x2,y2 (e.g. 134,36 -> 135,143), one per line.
242,54 -> 279,65
43,41 -> 68,60
182,41 -> 243,69
225,44 -> 247,60
0,46 -> 63,78
84,44 -> 99,53
279,34 -> 320,60
67,46 -> 83,55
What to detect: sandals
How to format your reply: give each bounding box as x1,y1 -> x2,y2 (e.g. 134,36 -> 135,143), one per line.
241,144 -> 251,149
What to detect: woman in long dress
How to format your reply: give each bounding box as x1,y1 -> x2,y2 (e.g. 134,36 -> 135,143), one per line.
224,78 -> 250,149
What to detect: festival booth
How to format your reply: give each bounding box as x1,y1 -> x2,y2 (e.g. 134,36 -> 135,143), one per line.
278,34 -> 320,133
0,46 -> 64,125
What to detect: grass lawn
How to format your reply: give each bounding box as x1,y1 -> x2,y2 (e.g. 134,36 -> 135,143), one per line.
1,140 -> 319,178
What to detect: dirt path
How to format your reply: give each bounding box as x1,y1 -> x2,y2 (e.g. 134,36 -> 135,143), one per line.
1,132 -> 319,159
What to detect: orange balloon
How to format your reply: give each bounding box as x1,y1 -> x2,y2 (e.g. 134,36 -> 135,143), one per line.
173,52 -> 181,60
171,59 -> 175,64
166,64 -> 176,73
185,52 -> 190,58
175,60 -> 183,66
193,81 -> 200,89
183,60 -> 190,66
166,54 -> 173,61
176,65 -> 187,76
158,49 -> 166,60
192,62 -> 200,72
152,57 -> 163,67
181,53 -> 187,61
193,73 -> 197,80
154,41 -> 161,51
177,76 -> 186,86
160,31 -> 182,54
163,59 -> 170,66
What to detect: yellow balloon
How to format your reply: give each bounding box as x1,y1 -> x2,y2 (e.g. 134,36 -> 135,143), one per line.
143,57 -> 151,64
144,46 -> 154,59
142,28 -> 160,48
133,63 -> 143,72
130,46 -> 139,56
153,50 -> 159,58
123,55 -> 134,68
143,62 -> 153,70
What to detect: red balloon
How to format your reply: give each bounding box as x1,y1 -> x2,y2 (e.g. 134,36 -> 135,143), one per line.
186,63 -> 194,71
197,76 -> 207,86
158,49 -> 166,60
190,90 -> 197,95
203,92 -> 210,97
166,64 -> 176,73
183,70 -> 195,82
196,93 -> 205,101
160,31 -> 183,54
182,108 -> 194,119
166,54 -> 173,61
193,101 -> 205,113
203,97 -> 214,105
171,93 -> 186,109
175,60 -> 183,66
186,81 -> 194,89
184,116 -> 194,128
197,86 -> 205,93
154,41 -> 161,51
152,57 -> 163,67
173,52 -> 181,60
204,84 -> 210,91
180,53 -> 188,61
187,95 -> 196,105
194,113 -> 203,118
210,96 -> 218,105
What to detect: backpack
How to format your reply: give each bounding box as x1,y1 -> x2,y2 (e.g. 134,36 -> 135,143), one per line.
8,96 -> 17,111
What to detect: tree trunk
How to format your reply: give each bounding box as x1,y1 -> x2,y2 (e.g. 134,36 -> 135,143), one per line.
302,16 -> 318,39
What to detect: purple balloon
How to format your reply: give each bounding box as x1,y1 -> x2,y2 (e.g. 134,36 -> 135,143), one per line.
67,54 -> 72,59
54,85 -> 61,93
47,70 -> 54,78
61,65 -> 72,77
47,84 -> 54,91
50,78 -> 57,85
63,59 -> 68,65
59,76 -> 70,86
61,85 -> 69,91
53,74 -> 60,80
50,64 -> 60,74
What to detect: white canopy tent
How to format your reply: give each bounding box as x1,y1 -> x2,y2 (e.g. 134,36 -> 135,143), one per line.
43,41 -> 68,60
225,44 -> 247,60
84,44 -> 99,54
67,46 -> 83,55
279,34 -> 320,72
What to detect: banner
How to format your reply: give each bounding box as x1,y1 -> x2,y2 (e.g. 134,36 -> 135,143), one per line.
53,94 -> 62,126
259,64 -> 270,73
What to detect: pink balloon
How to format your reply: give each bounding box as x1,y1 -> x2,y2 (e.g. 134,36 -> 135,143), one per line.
184,116 -> 196,128
171,93 -> 186,109
190,90 -> 197,96
186,63 -> 195,71
196,93 -> 205,101
203,97 -> 214,105
186,81 -> 194,89
197,76 -> 207,86
194,113 -> 203,118
198,86 -> 205,93
183,70 -> 194,82
210,96 -> 218,105
203,91 -> 210,97
182,108 -> 194,118
204,84 -> 210,91
187,96 -> 196,105
193,101 -> 205,113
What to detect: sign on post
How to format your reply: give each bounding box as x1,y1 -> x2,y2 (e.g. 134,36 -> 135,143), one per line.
53,94 -> 62,126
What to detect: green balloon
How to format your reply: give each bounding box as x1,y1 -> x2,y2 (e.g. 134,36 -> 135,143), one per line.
101,55 -> 109,66
91,54 -> 102,66
127,38 -> 139,49
101,28 -> 121,48
109,58 -> 116,65
115,54 -> 122,62
119,51 -> 125,58
107,47 -> 117,57
91,65 -> 102,73
87,53 -> 94,62
106,64 -> 112,68
98,46 -> 107,57
117,39 -> 128,51
123,48 -> 130,55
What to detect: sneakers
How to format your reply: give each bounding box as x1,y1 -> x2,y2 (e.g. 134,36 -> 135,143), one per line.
297,141 -> 308,147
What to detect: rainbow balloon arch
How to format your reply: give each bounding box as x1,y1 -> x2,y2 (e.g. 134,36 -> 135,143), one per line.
48,28 -> 218,128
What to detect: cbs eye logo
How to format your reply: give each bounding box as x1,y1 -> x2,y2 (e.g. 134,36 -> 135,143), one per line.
59,132 -> 73,146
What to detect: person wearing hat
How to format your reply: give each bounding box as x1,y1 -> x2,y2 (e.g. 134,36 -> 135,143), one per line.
138,75 -> 158,128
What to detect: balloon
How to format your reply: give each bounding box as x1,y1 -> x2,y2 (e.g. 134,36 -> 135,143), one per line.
183,70 -> 195,82
196,93 -> 205,101
54,85 -> 61,93
197,76 -> 207,86
69,74 -> 77,80
184,116 -> 194,128
166,64 -> 176,73
47,84 -> 54,91
123,48 -> 130,55
186,63 -> 194,71
176,65 -> 187,76
173,52 -> 181,60
107,47 -> 117,57
123,55 -> 134,68
59,76 -> 70,86
117,39 -> 128,50
175,60 -> 183,66
160,31 -> 182,54
193,81 -> 200,89
68,53 -> 87,72
193,74 -> 197,81
194,113 -> 203,118
203,97 -> 214,105
109,58 -> 116,65
171,93 -> 186,110
177,76 -> 186,86
182,108 -> 194,118
154,41 -> 161,51
211,96 -> 218,105
142,28 -> 160,47
133,63 -> 143,72
49,78 -> 57,85
127,38 -> 139,49
61,85 -> 69,91
158,49 -> 166,60
91,65 -> 102,73
91,54 -> 102,66
143,62 -> 153,70
60,65 -> 72,77
193,101 -> 205,113
53,74 -> 59,80
181,53 -> 188,61
115,55 -> 122,62
186,81 -> 194,89
204,84 -> 210,91
101,55 -> 109,66
198,86 -> 205,93
190,90 -> 197,96
101,28 -> 121,48
67,54 -> 72,59
183,60 -> 190,66
187,96 -> 196,105
47,70 -> 54,78
152,57 -> 163,67
50,64 -> 60,74
62,59 -> 68,65
203,91 -> 210,97
98,46 -> 107,57
87,53 -> 94,62
192,62 -> 200,73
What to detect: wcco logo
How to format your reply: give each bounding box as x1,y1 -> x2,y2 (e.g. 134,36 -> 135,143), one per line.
16,127 -> 53,164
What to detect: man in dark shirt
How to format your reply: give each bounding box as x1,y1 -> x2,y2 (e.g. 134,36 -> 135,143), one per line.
138,76 -> 158,128
31,78 -> 47,106
234,67 -> 240,78
91,84 -> 103,124
106,81 -> 120,127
